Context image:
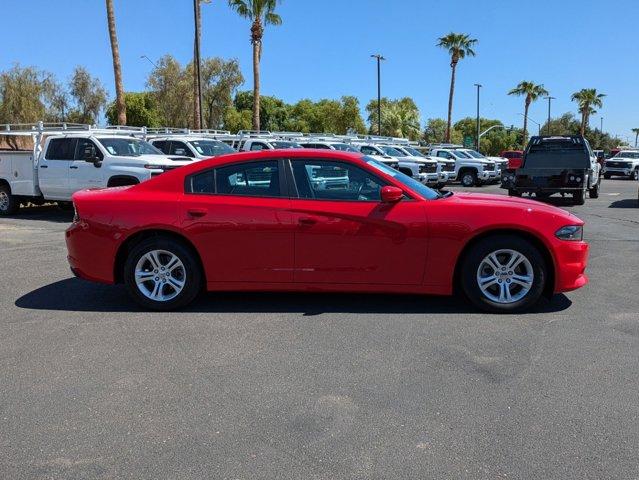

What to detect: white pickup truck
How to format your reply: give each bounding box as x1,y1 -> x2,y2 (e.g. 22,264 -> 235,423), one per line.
0,123 -> 191,215
429,146 -> 498,187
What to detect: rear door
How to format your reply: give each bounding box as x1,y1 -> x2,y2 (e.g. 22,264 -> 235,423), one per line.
181,158 -> 295,284
39,138 -> 77,200
69,138 -> 105,194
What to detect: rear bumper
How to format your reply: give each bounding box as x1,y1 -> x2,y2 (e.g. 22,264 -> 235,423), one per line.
65,221 -> 116,284
553,240 -> 589,293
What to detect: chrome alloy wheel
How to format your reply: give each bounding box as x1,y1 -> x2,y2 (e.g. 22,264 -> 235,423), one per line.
476,249 -> 534,304
134,250 -> 186,302
0,190 -> 9,211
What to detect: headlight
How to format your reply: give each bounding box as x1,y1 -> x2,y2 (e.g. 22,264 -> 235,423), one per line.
555,225 -> 583,241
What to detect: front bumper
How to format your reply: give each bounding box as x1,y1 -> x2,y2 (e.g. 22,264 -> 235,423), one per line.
419,172 -> 441,185
602,167 -> 632,176
553,240 -> 589,293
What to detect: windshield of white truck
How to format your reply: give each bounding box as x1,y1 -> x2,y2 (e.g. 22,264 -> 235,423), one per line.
464,150 -> 486,159
98,138 -> 162,156
403,147 -> 426,157
614,151 -> 639,159
380,146 -> 404,157
190,140 -> 235,156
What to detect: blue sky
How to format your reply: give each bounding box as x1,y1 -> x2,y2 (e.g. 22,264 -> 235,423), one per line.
1,0 -> 637,140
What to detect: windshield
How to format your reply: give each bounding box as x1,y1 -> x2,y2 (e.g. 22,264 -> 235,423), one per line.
190,140 -> 235,156
271,141 -> 301,149
364,156 -> 441,200
614,151 -> 639,159
331,143 -> 359,152
464,149 -> 486,159
452,150 -> 471,159
380,146 -> 404,157
98,137 -> 162,156
404,147 -> 426,157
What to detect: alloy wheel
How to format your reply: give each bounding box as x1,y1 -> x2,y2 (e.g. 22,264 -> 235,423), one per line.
134,250 -> 186,302
0,191 -> 9,212
476,249 -> 534,304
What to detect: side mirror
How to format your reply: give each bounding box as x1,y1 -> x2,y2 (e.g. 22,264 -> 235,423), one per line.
381,185 -> 403,203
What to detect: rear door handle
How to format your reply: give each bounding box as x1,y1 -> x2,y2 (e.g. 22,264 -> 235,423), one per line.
187,208 -> 207,218
298,217 -> 317,225
69,166 -> 78,169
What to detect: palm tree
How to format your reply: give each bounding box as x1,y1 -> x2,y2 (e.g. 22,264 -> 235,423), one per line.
436,33 -> 477,142
193,0 -> 211,129
571,88 -> 605,136
508,81 -> 548,147
105,0 -> 126,125
228,0 -> 282,131
632,128 -> 639,148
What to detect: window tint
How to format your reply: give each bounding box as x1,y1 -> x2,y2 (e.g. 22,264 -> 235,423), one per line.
153,140 -> 168,153
250,142 -> 268,151
360,146 -> 378,155
46,138 -> 77,160
75,138 -> 103,160
436,151 -> 451,159
169,141 -> 193,157
216,160 -> 281,197
292,159 -> 385,201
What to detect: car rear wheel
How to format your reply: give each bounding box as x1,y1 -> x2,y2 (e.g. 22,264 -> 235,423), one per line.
632,169 -> 639,181
0,184 -> 19,215
460,171 -> 477,187
461,236 -> 547,313
124,237 -> 202,310
508,189 -> 521,197
589,178 -> 600,198
603,173 -> 611,179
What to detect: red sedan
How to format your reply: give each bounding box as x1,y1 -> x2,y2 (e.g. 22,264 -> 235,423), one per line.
66,150 -> 589,313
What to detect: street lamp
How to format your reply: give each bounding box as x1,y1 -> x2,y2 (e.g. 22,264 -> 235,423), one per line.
140,55 -> 158,68
544,96 -> 555,135
474,84 -> 482,150
518,113 -> 541,135
371,54 -> 385,136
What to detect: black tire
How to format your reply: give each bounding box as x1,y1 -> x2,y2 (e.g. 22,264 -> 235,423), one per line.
124,237 -> 202,311
0,184 -> 19,215
508,189 -> 521,197
603,173 -> 611,179
632,169 -> 639,181
460,170 -> 478,187
460,235 -> 547,313
589,178 -> 600,198
574,188 -> 586,205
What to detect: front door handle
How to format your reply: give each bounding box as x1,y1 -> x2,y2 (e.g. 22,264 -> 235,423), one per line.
40,165 -> 48,169
69,166 -> 79,169
187,208 -> 207,218
298,217 -> 317,225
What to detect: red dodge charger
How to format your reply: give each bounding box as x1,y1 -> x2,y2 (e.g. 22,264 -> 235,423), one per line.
66,150 -> 589,313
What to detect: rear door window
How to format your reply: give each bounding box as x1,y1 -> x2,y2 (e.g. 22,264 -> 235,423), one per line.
46,138 -> 78,160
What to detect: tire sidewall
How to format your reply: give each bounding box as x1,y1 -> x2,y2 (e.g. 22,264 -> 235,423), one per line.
461,236 -> 547,313
124,238 -> 202,310
0,185 -> 18,216
461,171 -> 476,187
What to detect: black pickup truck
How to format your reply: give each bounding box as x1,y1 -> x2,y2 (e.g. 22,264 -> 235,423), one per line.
503,135 -> 601,205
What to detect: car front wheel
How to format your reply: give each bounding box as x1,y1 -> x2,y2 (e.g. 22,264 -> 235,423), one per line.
460,171 -> 478,187
461,236 -> 547,313
0,184 -> 19,215
124,237 -> 202,310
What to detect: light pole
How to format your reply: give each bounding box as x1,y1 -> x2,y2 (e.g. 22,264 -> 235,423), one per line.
140,55 -> 158,69
371,54 -> 385,136
544,96 -> 555,135
600,117 -> 603,133
474,84 -> 482,150
193,0 -> 204,130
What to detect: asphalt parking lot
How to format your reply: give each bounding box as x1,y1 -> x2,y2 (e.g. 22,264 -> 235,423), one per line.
1,180 -> 638,480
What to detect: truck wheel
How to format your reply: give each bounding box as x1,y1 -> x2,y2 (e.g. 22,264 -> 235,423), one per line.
603,173 -> 611,179
508,189 -> 521,197
0,184 -> 19,215
460,235 -> 547,313
124,237 -> 202,311
460,171 -> 477,187
574,189 -> 586,205
589,179 -> 600,199
632,169 -> 639,181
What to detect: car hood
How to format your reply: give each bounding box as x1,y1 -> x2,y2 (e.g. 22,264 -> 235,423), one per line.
135,154 -> 193,166
449,191 -> 582,223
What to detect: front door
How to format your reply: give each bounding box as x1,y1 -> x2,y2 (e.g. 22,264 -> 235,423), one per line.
180,159 -> 295,284
69,138 -> 105,195
289,158 -> 428,285
39,137 -> 77,200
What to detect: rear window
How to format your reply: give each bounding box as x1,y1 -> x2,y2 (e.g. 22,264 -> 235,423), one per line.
524,138 -> 590,168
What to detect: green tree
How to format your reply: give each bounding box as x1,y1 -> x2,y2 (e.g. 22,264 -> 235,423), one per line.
507,81 -> 548,147
106,0 -> 126,125
146,55 -> 192,127
227,0 -> 282,131
66,67 -> 108,124
366,97 -> 420,139
106,92 -> 161,127
224,106 -> 253,132
197,57 -> 244,129
436,32 -> 477,142
571,88 -> 605,136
